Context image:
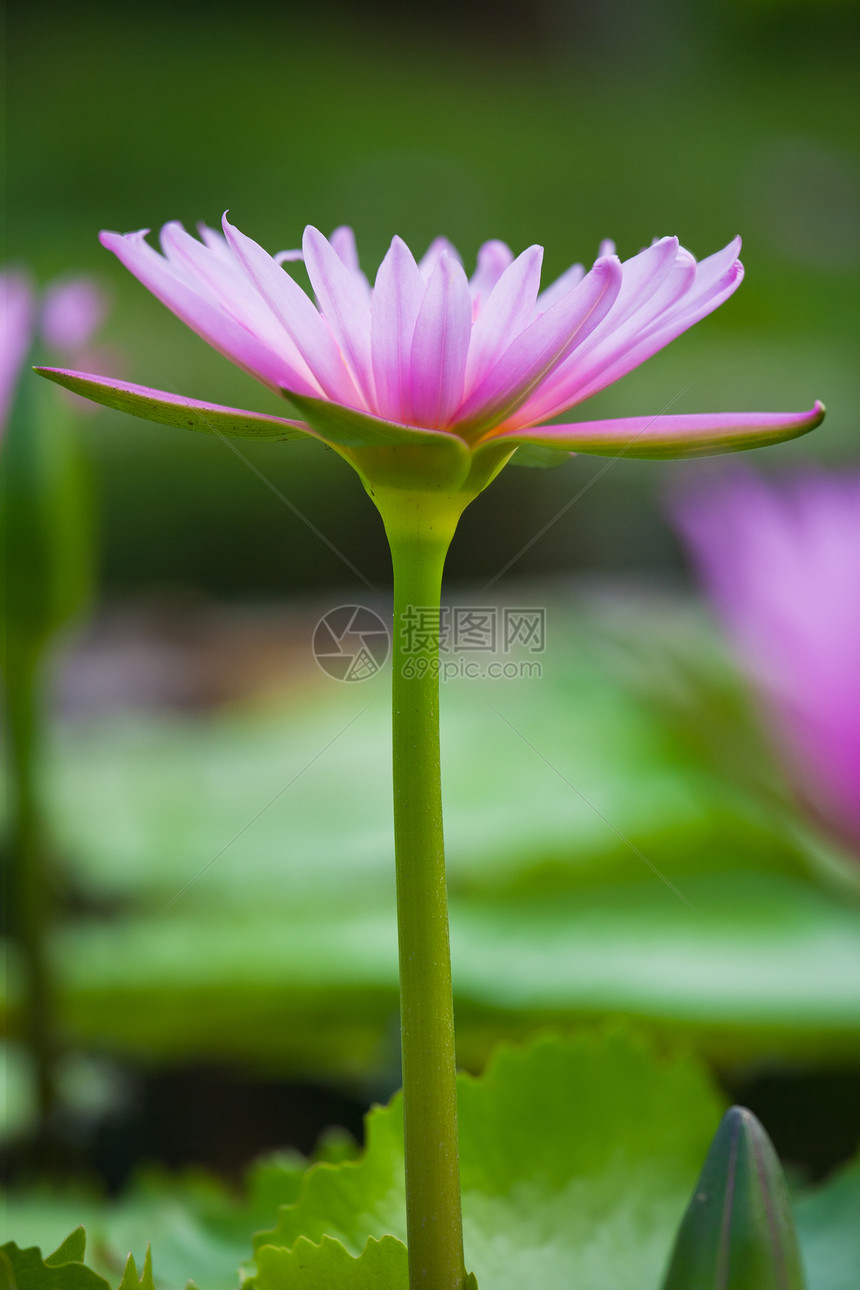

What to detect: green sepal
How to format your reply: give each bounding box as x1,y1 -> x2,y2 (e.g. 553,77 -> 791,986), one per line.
279,391 -> 522,503
34,368 -> 310,441
495,402 -> 826,460
661,1106 -> 808,1290
278,389 -> 453,451
508,443 -> 573,469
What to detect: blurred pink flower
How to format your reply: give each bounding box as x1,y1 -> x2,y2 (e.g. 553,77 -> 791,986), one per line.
37,221 -> 822,472
41,278 -> 109,353
0,269 -> 111,438
1,273 -> 36,434
676,471 -> 860,855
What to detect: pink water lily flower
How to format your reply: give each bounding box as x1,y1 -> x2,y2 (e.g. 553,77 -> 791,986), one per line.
1,273 -> 37,436
37,220 -> 823,498
1,270 -> 110,440
676,471 -> 860,858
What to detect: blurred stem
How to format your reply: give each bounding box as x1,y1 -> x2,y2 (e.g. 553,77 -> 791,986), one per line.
4,641 -> 58,1133
381,490 -> 467,1290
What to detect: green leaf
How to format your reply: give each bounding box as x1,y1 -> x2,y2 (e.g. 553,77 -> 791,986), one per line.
1,1155 -> 307,1290
661,1106 -> 807,1289
4,1077 -> 857,1290
46,1227 -> 88,1265
795,1153 -> 860,1290
32,869 -> 860,1082
4,596 -> 859,1080
118,1247 -> 156,1290
0,1234 -> 111,1290
251,1235 -> 408,1290
253,1030 -> 722,1290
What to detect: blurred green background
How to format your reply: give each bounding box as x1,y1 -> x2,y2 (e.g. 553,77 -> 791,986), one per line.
3,0 -> 860,1226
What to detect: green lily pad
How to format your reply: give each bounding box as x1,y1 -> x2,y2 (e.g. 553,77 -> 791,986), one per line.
4,597 -> 860,1078
1,1228 -> 111,1290
118,1247 -> 156,1290
0,1157 -> 305,1290
795,1154 -> 860,1290
250,1030 -> 722,1290
4,1040 -> 856,1290
7,868 -> 853,1082
253,1235 -> 408,1290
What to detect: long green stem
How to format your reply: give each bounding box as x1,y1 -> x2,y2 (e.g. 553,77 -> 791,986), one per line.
4,643 -> 58,1135
384,496 -> 466,1290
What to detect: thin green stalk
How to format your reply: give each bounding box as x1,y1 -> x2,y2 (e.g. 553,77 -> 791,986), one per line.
4,642 -> 58,1134
383,492 -> 466,1290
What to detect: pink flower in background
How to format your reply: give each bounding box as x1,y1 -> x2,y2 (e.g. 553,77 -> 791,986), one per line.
38,220 -> 822,468
41,278 -> 109,353
0,270 -> 111,438
676,471 -> 860,856
0,273 -> 36,435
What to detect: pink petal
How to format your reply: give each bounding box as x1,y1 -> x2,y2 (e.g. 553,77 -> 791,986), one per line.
597,237 -> 691,330
491,402 -> 825,458
672,236 -> 744,319
34,367 -> 313,440
452,256 -> 623,436
162,220 -> 309,375
675,470 -> 860,852
302,226 -> 374,404
100,228 -> 319,397
409,252 -> 473,428
469,240 -> 515,316
330,226 -> 372,300
221,215 -> 361,406
196,223 -> 236,263
517,238 -> 740,424
370,235 -> 426,423
0,271 -> 35,433
418,236 -> 463,281
628,237 -> 743,353
535,261 -> 585,312
464,244 -> 544,395
330,226 -> 360,272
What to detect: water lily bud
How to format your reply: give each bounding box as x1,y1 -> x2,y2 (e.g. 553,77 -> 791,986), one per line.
661,1106 -> 807,1290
